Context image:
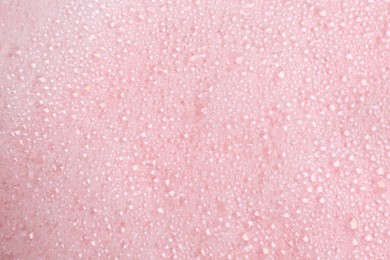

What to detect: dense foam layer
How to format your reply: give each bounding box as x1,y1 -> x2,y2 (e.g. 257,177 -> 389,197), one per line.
0,0 -> 389,259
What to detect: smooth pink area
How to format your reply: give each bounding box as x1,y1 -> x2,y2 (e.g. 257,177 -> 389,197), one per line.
1,0 -> 389,259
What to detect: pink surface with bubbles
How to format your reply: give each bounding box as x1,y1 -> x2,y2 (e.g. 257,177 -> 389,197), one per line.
0,0 -> 389,259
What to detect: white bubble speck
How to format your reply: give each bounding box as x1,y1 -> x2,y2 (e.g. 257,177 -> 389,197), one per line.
38,77 -> 47,83
349,218 -> 358,230
235,56 -> 244,64
364,234 -> 373,242
333,160 -> 340,168
277,70 -> 286,79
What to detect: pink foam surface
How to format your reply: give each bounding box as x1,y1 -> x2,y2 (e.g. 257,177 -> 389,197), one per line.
0,0 -> 389,259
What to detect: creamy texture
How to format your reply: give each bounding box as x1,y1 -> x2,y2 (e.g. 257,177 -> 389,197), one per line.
0,0 -> 389,259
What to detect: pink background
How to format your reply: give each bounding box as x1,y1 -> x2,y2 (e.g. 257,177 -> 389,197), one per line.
1,0 -> 389,259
